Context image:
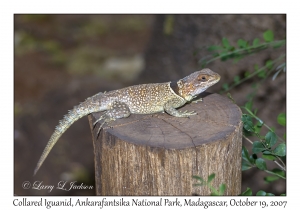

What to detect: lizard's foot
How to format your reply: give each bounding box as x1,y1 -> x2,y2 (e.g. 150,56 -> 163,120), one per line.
94,101 -> 131,138
96,117 -> 116,138
192,98 -> 203,103
93,112 -> 107,128
164,100 -> 198,118
178,110 -> 197,117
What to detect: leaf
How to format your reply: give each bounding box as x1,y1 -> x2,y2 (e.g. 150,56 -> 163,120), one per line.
234,76 -> 240,84
242,146 -> 253,170
258,69 -> 267,78
242,114 -> 255,133
211,187 -> 221,196
222,83 -> 229,91
256,190 -> 274,196
242,160 -> 253,171
273,143 -> 286,156
255,158 -> 267,170
263,30 -> 274,42
265,131 -> 277,147
272,168 -> 285,177
243,122 -> 255,133
256,120 -> 264,127
262,154 -> 277,161
256,190 -> 267,196
252,141 -> 265,154
242,146 -> 250,160
244,71 -> 250,78
265,60 -> 273,70
207,173 -> 215,183
240,187 -> 252,196
245,101 -> 253,111
277,113 -> 286,126
238,39 -> 248,48
219,184 -> 226,195
222,37 -> 231,50
242,114 -> 252,122
254,122 -> 263,134
264,175 -> 279,183
264,169 -> 285,182
242,150 -> 256,171
252,38 -> 260,47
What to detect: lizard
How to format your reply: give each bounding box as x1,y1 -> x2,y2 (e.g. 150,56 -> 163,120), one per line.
33,68 -> 220,176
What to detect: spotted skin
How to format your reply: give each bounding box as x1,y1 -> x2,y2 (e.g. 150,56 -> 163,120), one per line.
34,68 -> 220,175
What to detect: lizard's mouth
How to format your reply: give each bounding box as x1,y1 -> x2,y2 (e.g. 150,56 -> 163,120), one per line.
212,73 -> 221,84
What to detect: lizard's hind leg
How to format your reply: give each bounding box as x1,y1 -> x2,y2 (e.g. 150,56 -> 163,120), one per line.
93,111 -> 108,128
94,101 -> 131,138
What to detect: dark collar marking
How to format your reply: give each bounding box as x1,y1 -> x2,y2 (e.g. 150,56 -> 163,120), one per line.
170,80 -> 180,96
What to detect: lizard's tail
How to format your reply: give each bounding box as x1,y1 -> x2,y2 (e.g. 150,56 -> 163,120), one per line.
34,93 -> 104,176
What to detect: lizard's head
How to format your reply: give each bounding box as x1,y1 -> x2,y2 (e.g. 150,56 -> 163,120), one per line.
177,68 -> 220,101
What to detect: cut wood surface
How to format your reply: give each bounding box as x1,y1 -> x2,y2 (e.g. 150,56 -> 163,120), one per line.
88,92 -> 243,195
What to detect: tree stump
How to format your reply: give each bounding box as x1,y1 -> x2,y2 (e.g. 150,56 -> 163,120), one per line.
88,92 -> 243,195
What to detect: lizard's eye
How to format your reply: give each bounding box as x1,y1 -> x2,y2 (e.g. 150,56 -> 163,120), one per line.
198,75 -> 207,81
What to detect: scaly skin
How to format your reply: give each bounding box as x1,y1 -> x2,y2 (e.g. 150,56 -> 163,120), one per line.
34,68 -> 220,175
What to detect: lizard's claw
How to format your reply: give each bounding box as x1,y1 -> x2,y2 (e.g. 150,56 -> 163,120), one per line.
96,120 -> 107,138
185,110 -> 197,116
179,110 -> 197,117
93,112 -> 107,128
96,117 -> 116,138
192,98 -> 203,103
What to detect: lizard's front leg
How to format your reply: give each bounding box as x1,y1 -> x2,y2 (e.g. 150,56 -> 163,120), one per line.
94,101 -> 131,137
163,99 -> 197,118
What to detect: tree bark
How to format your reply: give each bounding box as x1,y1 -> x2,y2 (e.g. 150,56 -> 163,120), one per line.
88,93 -> 242,195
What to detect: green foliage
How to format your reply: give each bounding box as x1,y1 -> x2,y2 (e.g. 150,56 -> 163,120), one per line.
256,190 -> 274,196
263,30 -> 274,42
252,142 -> 265,154
265,131 -> 277,147
273,143 -> 286,156
242,114 -> 255,133
277,113 -> 286,126
193,173 -> 226,196
264,169 -> 285,183
255,158 -> 267,170
200,30 -> 286,94
195,29 -> 286,196
240,188 -> 275,196
240,187 -> 252,196
241,112 -> 286,174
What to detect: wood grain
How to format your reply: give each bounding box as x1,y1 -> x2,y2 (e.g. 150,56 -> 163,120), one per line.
88,92 -> 242,195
